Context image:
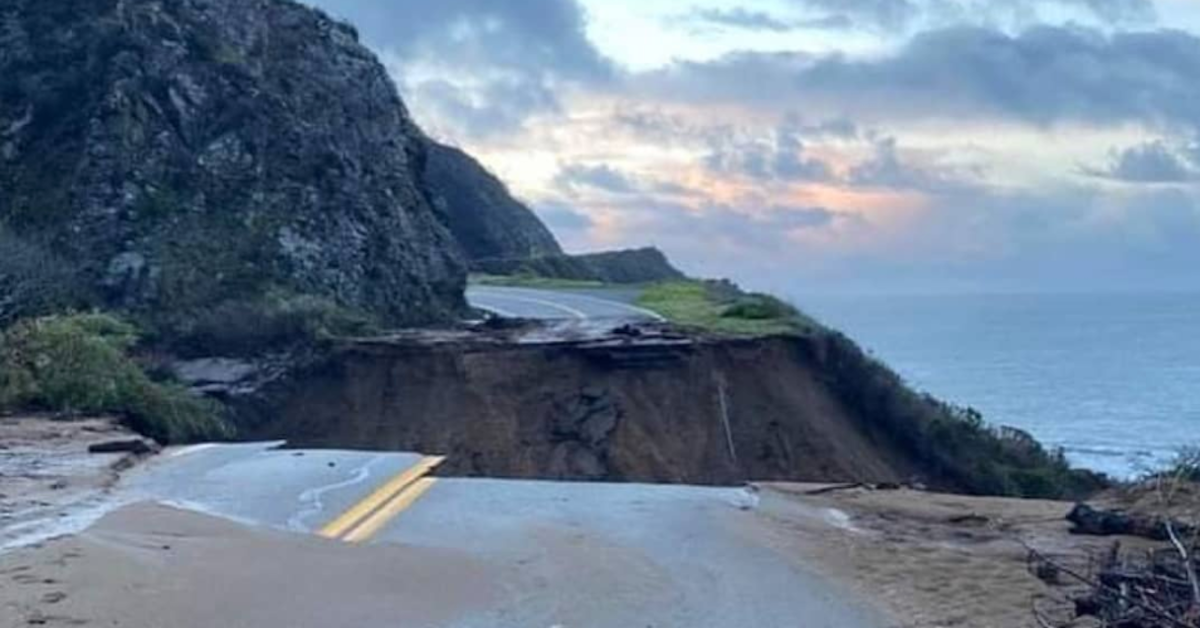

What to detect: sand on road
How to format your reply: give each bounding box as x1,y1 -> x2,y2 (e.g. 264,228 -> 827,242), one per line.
0,503 -> 499,628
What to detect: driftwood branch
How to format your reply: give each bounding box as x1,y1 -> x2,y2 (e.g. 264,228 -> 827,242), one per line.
1024,541 -> 1197,628
1166,521 -> 1200,609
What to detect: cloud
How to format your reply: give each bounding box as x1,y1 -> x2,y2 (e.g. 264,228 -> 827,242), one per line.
805,118 -> 860,140
535,201 -> 595,233
783,0 -> 1155,32
308,0 -> 613,138
309,0 -> 609,79
1059,0 -> 1156,23
705,122 -> 836,183
1085,141 -> 1200,183
305,0 -> 1196,294
849,136 -> 978,191
405,77 -> 562,140
604,198 -> 846,255
764,182 -> 1200,294
787,0 -> 918,32
554,164 -> 638,194
804,26 -> 1200,127
636,26 -> 1200,131
687,8 -> 798,32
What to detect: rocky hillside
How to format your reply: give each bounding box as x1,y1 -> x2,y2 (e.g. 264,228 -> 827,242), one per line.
424,142 -> 562,261
0,0 -> 557,328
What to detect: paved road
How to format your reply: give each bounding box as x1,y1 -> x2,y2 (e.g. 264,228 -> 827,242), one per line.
79,443 -> 884,628
466,285 -> 664,321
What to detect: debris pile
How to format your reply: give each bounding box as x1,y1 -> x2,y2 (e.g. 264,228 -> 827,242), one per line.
1031,503 -> 1199,627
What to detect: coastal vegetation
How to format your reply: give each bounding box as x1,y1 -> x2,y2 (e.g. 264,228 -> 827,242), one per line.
0,313 -> 231,443
158,289 -> 381,358
799,320 -> 1106,499
636,279 -> 822,336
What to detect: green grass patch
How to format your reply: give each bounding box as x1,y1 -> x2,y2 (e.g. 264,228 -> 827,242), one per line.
0,313 -> 232,443
636,280 -> 821,336
469,273 -> 612,290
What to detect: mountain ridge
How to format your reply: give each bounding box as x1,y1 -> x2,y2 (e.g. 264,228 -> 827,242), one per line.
0,0 -> 571,328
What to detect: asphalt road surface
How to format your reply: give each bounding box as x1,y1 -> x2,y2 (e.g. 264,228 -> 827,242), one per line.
72,443 -> 885,628
466,285 -> 664,321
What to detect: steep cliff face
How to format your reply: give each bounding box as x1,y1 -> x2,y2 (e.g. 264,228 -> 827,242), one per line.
423,141 -> 563,261
214,326 -> 1099,496
0,0 -> 466,325
235,334 -> 923,487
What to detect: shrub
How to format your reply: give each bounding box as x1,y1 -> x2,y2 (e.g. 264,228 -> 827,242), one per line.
1163,447 -> 1200,483
0,313 -> 231,443
809,331 -> 1108,499
721,294 -> 800,321
0,229 -> 87,327
164,290 -> 380,357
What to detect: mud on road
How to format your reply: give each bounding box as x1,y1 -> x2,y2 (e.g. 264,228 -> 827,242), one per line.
0,417 -> 149,550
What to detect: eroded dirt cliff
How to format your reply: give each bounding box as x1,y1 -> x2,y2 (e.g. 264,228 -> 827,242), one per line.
233,329 -> 923,486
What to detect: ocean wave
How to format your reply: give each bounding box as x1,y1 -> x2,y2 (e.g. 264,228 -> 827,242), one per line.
1061,446 -> 1159,458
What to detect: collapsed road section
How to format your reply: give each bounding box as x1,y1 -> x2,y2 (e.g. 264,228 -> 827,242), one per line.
178,320 -> 927,487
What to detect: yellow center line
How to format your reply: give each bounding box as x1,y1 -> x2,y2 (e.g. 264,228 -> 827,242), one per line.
318,455 -> 445,540
342,477 -> 438,544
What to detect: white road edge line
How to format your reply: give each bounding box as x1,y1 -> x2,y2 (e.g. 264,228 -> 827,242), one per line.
468,299 -> 522,318
168,443 -> 219,458
553,292 -> 667,322
470,293 -> 589,320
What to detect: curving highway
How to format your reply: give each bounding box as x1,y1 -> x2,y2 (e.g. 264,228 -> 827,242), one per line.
466,285 -> 665,322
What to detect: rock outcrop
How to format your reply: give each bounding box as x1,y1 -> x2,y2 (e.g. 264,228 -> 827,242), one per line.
0,0 -> 466,325
424,141 -> 563,262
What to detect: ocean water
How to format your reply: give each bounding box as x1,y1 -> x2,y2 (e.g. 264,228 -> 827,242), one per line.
798,292 -> 1200,478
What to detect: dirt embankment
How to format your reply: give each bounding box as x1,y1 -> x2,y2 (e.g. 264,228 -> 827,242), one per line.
233,332 -> 925,487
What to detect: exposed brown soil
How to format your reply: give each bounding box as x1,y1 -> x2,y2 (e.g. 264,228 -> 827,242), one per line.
750,484 -> 1164,628
241,333 -> 924,486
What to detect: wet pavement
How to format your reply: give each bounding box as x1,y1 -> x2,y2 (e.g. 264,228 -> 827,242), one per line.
34,443 -> 889,628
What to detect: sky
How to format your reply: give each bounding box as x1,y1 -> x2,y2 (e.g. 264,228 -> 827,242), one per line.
307,0 -> 1200,296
